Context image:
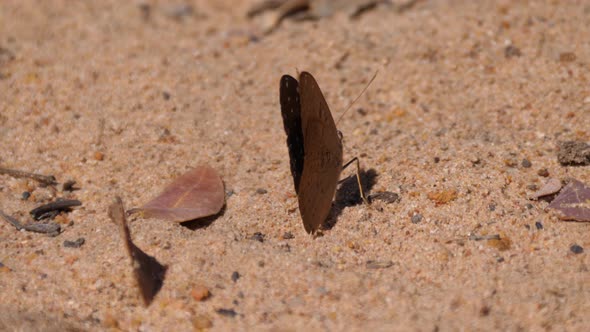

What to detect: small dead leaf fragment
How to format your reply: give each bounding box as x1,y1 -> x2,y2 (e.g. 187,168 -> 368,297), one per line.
0,263 -> 11,273
108,197 -> 167,306
427,189 -> 458,205
366,260 -> 394,269
547,179 -> 590,222
559,52 -> 576,62
130,165 -> 225,223
530,178 -> 562,199
369,191 -> 400,204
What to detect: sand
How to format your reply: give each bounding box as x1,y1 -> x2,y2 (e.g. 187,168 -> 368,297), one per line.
0,0 -> 589,331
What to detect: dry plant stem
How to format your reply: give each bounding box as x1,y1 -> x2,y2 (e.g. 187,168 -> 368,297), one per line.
468,234 -> 501,241
0,209 -> 61,236
341,157 -> 370,205
0,210 -> 23,230
0,167 -> 57,186
108,197 -> 134,259
247,0 -> 288,17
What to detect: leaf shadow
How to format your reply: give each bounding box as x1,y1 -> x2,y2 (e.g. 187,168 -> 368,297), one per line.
323,168 -> 378,230
181,203 -> 227,230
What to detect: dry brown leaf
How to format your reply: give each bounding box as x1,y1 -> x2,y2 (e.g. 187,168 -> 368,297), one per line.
530,178 -> 561,199
547,179 -> 590,222
108,197 -> 167,306
130,165 -> 225,223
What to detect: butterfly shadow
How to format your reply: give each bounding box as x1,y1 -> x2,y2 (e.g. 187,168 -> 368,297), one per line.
324,168 -> 378,230
180,204 -> 227,231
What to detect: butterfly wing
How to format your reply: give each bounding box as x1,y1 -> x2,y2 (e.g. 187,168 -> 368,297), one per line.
280,75 -> 304,194
298,72 -> 343,233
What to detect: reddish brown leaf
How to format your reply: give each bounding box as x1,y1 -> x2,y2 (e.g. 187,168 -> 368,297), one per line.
108,197 -> 167,306
547,179 -> 590,222
130,165 -> 225,222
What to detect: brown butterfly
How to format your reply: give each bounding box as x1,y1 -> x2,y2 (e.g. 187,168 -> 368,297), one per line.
280,72 -> 369,234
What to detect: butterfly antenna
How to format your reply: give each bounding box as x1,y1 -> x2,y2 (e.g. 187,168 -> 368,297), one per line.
336,70 -> 378,125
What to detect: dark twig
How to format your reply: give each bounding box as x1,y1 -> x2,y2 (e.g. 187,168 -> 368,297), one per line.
30,199 -> 82,220
0,167 -> 57,186
0,209 -> 61,236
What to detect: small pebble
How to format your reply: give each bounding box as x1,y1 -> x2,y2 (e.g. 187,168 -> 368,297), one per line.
192,315 -> 213,329
282,232 -> 294,239
535,221 -> 543,230
524,224 -> 531,230
433,157 -> 440,163
231,271 -> 240,282
94,151 -> 105,161
62,180 -> 76,192
63,238 -> 85,248
480,305 -> 492,317
21,191 -> 31,200
255,188 -> 267,195
496,257 -> 505,263
537,168 -> 549,177
138,2 -> 151,21
525,203 -> 533,209
216,308 -> 237,318
504,158 -> 518,168
570,244 -> 584,254
250,232 -> 264,242
162,91 -> 171,100
504,45 -> 522,58
191,285 -> 210,301
411,214 -> 423,224
488,203 -> 496,211
526,184 -> 538,191
521,159 -> 532,168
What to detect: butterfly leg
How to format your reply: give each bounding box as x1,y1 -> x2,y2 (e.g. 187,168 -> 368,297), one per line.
341,157 -> 370,205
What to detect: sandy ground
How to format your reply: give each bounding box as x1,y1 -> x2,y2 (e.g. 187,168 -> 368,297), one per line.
1,0 -> 589,331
